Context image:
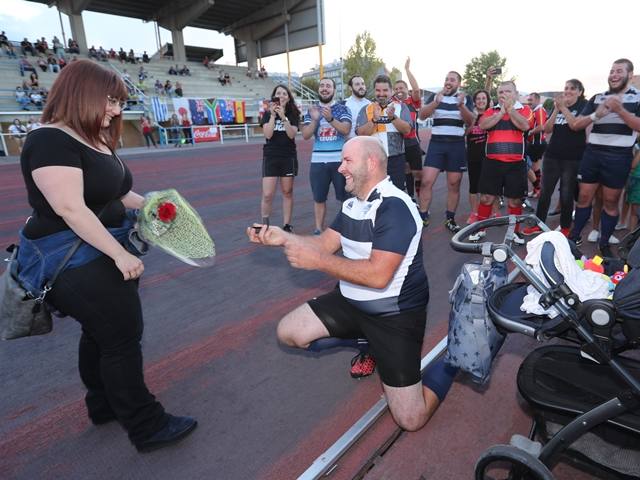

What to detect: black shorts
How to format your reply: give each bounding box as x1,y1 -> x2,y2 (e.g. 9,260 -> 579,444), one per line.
404,142 -> 423,171
467,159 -> 483,195
478,158 -> 527,199
308,289 -> 426,387
526,142 -> 546,162
262,154 -> 298,177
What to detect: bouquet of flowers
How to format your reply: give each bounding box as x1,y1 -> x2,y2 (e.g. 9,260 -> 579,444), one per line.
136,189 -> 215,267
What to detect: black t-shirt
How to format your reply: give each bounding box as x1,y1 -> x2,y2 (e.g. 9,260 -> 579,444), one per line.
545,99 -> 588,161
465,116 -> 487,162
260,110 -> 299,158
20,127 -> 132,239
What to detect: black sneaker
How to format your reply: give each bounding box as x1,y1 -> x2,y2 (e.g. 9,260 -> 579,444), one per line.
283,224 -> 293,233
135,415 -> 197,452
419,211 -> 430,228
444,218 -> 461,233
599,244 -> 613,258
569,236 -> 583,247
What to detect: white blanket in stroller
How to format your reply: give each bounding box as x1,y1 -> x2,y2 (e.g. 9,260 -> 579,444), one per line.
522,231 -> 611,317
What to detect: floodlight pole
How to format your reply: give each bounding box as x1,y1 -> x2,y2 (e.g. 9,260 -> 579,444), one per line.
317,0 -> 323,78
283,2 -> 291,90
58,8 -> 67,47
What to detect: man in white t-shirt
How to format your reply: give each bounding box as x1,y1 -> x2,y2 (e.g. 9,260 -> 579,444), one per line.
344,75 -> 371,139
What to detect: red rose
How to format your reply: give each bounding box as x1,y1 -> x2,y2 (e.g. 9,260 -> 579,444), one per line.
157,201 -> 177,222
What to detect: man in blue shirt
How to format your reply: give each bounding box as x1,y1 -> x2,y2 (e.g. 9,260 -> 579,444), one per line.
302,78 -> 352,234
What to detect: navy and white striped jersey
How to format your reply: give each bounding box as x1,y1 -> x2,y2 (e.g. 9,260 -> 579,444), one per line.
329,177 -> 429,316
581,87 -> 640,152
427,93 -> 473,141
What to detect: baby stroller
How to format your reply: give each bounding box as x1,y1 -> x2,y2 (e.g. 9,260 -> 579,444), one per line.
450,215 -> 640,480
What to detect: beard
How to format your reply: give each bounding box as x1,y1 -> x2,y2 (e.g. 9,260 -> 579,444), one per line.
353,88 -> 367,99
608,79 -> 628,94
319,92 -> 334,103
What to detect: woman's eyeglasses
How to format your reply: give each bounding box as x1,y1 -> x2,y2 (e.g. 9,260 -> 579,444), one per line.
107,95 -> 127,109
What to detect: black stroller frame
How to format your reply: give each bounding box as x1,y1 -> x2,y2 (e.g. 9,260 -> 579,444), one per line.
450,214 -> 640,479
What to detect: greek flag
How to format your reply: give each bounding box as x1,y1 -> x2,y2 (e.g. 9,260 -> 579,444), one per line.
151,96 -> 168,122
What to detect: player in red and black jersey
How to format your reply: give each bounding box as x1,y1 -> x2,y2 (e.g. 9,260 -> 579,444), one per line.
470,81 -> 534,244
393,57 -> 423,200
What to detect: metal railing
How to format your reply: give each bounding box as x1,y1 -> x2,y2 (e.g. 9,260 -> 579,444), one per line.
157,123 -> 263,146
271,74 -> 318,102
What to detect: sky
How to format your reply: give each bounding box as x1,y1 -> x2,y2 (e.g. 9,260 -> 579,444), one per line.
1,0 -> 637,96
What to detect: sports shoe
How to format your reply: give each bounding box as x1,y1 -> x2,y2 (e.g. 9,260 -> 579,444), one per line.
444,218 -> 462,233
609,235 -> 620,245
512,232 -> 525,245
283,224 -> 293,233
599,244 -> 613,258
466,213 -> 478,225
468,230 -> 486,242
570,236 -> 583,247
587,229 -> 600,243
527,187 -> 540,198
521,225 -> 542,236
615,223 -> 628,231
350,352 -> 376,379
420,211 -> 430,228
522,199 -> 535,212
135,415 -> 198,452
560,227 -> 570,237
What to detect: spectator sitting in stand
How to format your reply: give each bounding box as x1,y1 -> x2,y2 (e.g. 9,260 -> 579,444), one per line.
3,42 -> 17,58
26,116 -> 42,132
164,79 -> 173,96
19,56 -> 36,76
108,48 -> 117,59
168,64 -> 178,75
88,45 -> 98,60
121,69 -> 131,83
127,49 -> 136,64
67,38 -> 80,54
30,90 -> 44,108
0,31 -> 8,49
21,38 -> 35,56
138,66 -> 147,81
47,53 -> 60,72
15,86 -> 31,110
58,55 -> 67,69
97,46 -> 107,61
37,56 -> 48,72
142,51 -> 150,63
118,47 -> 127,62
224,72 -> 231,85
203,56 -> 213,69
51,35 -> 64,57
179,65 -> 190,76
28,72 -> 39,89
154,79 -> 163,95
174,81 -> 183,97
35,37 -> 48,55
259,65 -> 267,79
218,70 -> 226,86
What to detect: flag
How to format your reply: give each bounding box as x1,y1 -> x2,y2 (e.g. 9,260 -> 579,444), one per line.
151,96 -> 168,122
217,99 -> 235,123
204,98 -> 217,124
188,99 -> 208,125
234,100 -> 245,123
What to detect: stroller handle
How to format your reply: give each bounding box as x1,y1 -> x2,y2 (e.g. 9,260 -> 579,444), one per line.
450,214 -> 543,254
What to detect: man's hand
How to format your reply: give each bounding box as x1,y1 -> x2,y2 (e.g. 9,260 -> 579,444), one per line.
247,224 -> 288,247
594,101 -> 611,119
457,92 -> 466,106
283,237 -> 326,270
372,103 -> 382,122
320,106 -> 333,121
386,103 -> 396,119
434,91 -> 444,104
309,106 -> 321,121
502,97 -> 514,113
405,56 -> 411,71
604,95 -> 624,114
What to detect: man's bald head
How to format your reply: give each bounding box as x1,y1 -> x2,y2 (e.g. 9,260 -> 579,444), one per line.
344,136 -> 388,171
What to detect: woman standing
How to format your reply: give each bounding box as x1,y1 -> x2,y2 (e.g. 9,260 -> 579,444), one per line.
522,79 -> 588,237
169,113 -> 182,147
465,89 -> 491,223
17,60 -> 196,451
139,115 -> 157,148
260,84 -> 300,231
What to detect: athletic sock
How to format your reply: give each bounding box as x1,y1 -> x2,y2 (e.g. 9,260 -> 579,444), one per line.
405,173 -> 414,197
422,358 -> 458,402
307,337 -> 360,352
445,210 -> 455,221
420,210 -> 430,221
533,169 -> 541,189
508,205 -> 523,232
477,203 -> 493,221
600,210 -> 618,248
414,179 -> 421,198
570,205 -> 592,241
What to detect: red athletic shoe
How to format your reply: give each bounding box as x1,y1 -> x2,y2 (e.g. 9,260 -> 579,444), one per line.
350,352 -> 376,378
522,225 -> 542,236
560,227 -> 570,237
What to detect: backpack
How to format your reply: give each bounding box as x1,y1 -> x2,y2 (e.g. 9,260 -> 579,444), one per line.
445,259 -> 508,384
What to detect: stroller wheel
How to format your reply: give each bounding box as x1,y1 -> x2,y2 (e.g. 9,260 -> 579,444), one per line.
475,445 -> 554,480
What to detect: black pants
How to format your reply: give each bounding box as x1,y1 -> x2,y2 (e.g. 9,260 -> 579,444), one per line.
143,132 -> 156,147
536,153 -> 580,229
48,255 -> 167,444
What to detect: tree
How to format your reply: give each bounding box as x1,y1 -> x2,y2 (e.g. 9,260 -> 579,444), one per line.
462,50 -> 507,97
388,67 -> 402,84
301,77 -> 319,93
342,31 -> 384,94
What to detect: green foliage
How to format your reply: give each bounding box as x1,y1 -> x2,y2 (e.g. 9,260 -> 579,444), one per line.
342,31 -> 385,94
543,97 -> 555,112
389,67 -> 402,84
462,50 -> 507,98
301,77 -> 319,93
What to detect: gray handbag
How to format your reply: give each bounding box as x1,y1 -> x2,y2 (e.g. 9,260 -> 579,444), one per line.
0,237 -> 83,340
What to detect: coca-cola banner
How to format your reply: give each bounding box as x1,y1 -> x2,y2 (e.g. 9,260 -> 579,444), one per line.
193,126 -> 220,143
